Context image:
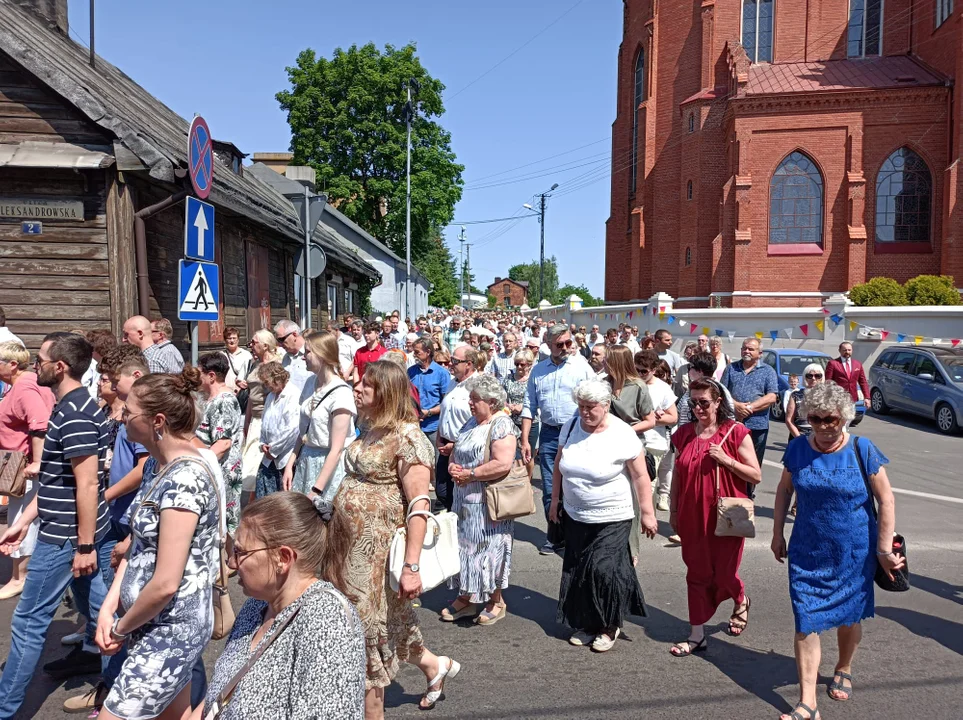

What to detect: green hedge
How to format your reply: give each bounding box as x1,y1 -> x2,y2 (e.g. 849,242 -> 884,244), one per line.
850,274 -> 960,306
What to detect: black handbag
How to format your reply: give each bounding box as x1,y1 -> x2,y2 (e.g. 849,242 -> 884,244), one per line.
853,437 -> 910,592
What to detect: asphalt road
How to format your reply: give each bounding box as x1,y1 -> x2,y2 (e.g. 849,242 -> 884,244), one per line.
1,410 -> 961,719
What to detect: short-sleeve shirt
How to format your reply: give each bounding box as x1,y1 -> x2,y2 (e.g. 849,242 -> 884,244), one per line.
642,378 -> 677,452
143,341 -> 185,374
608,380 -> 655,429
407,362 -> 451,434
558,415 -> 644,524
721,360 -> 780,430
0,372 -> 54,455
354,344 -> 387,379
37,386 -> 111,547
108,423 -> 148,526
300,379 -> 356,450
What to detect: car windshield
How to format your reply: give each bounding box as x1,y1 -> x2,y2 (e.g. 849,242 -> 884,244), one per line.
779,355 -> 829,376
939,357 -> 963,384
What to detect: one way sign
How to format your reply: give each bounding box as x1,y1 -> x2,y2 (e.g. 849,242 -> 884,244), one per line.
184,196 -> 215,262
178,260 -> 220,322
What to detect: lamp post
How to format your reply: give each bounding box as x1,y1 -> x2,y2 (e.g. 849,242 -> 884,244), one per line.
523,182 -> 559,303
402,79 -> 421,319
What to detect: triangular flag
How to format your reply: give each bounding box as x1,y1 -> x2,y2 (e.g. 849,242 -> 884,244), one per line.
690,324 -> 698,335
785,328 -> 794,340
769,330 -> 779,340
933,338 -> 942,345
914,336 -> 923,345
727,330 -> 736,340
754,331 -> 764,340
831,314 -> 843,323
815,319 -> 825,333
701,327 -> 710,336
660,306 -> 666,313
678,319 -> 687,328
821,308 -> 830,315
897,334 -> 906,343
667,315 -> 676,324
652,306 -> 658,316
849,321 -> 858,332
952,339 -> 961,347
659,313 -> 666,321
880,330 -> 890,340
800,324 -> 809,336
715,329 -> 723,337
628,311 -> 633,319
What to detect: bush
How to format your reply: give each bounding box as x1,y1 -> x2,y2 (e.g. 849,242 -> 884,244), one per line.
849,277 -> 907,306
904,274 -> 960,306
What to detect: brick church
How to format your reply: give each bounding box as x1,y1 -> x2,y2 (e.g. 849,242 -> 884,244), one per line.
605,0 -> 963,307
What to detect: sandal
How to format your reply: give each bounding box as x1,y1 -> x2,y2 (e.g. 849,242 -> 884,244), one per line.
669,637 -> 707,657
474,601 -> 506,626
419,656 -> 461,711
728,596 -> 751,636
780,702 -> 820,720
440,599 -> 476,622
828,670 -> 853,701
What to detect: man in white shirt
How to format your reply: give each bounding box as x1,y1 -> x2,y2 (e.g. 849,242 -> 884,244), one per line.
491,332 -> 518,379
655,329 -> 684,379
587,325 -> 603,348
620,327 -> 641,355
273,319 -> 310,391
337,320 -> 365,377
435,345 -> 477,512
389,315 -> 406,348
589,343 -> 607,379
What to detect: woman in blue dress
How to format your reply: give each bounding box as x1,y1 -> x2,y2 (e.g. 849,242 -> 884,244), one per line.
771,382 -> 903,720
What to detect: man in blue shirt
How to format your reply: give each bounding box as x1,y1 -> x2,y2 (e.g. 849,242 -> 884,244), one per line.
520,323 -> 594,554
407,338 -> 451,451
721,337 -> 779,497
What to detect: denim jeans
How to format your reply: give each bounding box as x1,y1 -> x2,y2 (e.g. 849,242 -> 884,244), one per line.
434,451 -> 453,513
537,424 -> 562,521
748,427 -> 769,499
191,655 -> 207,709
0,536 -> 124,719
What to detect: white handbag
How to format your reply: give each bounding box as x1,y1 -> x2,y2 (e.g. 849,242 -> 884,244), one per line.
388,494 -> 459,593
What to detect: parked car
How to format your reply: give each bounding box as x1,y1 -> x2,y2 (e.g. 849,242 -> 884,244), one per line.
756,348 -> 867,424
868,345 -> 963,434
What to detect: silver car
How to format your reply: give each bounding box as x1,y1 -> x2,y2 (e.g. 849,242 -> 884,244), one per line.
868,345 -> 963,435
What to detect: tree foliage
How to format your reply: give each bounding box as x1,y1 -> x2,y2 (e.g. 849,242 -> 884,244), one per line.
509,257 -> 559,304
556,284 -> 601,307
415,234 -> 459,309
277,43 -> 464,264
849,277 -> 907,306
904,274 -> 960,306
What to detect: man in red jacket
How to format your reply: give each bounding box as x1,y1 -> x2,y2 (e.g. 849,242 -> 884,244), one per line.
825,341 -> 870,402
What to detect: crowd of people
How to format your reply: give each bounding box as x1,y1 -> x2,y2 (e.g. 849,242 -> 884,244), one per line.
0,303 -> 903,720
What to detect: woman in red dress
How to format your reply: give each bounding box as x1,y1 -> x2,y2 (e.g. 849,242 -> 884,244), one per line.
669,378 -> 761,656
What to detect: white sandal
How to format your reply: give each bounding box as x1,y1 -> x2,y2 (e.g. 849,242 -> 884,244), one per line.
419,656 -> 461,711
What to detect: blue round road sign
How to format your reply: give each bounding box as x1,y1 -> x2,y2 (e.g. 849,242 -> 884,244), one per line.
188,116 -> 214,199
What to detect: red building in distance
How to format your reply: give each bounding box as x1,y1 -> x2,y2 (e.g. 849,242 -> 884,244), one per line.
606,0 -> 963,307
487,277 -> 529,308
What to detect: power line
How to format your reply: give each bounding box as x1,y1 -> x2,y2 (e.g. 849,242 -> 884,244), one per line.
452,214 -> 539,225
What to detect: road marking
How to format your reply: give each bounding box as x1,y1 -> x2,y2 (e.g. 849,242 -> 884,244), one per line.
762,459 -> 963,504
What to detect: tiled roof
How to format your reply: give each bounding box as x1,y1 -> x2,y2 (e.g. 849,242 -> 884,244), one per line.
745,56 -> 947,96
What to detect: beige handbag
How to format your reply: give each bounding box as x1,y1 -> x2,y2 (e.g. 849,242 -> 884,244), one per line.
0,450 -> 27,498
482,419 -> 536,523
713,424 -> 756,539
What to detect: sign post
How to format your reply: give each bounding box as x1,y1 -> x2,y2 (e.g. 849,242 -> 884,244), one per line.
182,115 -> 216,364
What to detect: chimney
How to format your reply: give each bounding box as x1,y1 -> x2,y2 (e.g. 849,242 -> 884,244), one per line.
251,152 -> 294,174
17,0 -> 69,35
494,276 -> 501,283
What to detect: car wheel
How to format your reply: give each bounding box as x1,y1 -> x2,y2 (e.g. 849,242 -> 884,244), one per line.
770,403 -> 784,421
870,388 -> 889,415
935,403 -> 960,435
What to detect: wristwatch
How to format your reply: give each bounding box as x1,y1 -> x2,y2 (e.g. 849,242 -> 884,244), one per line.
110,618 -> 128,642
403,562 -> 420,573
76,543 -> 95,554
469,468 -> 476,481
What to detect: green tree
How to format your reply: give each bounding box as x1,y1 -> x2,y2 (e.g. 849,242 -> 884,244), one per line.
904,274 -> 960,306
849,277 -> 907,306
277,43 -> 464,263
509,257 -> 559,304
415,234 -> 459,308
554,283 -> 601,307
487,293 -> 498,308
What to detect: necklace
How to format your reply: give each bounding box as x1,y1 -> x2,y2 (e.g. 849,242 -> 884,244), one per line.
813,432 -> 846,454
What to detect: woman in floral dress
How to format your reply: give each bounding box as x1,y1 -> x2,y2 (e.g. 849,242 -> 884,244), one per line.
95,368 -> 220,720
334,360 -> 462,718
196,352 -> 244,540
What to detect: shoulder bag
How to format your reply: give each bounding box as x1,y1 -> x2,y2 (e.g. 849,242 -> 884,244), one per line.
300,383 -> 350,446
483,419 -> 536,522
388,493 -> 459,593
0,450 -> 27,498
853,436 -> 910,592
713,424 -> 756,539
224,352 -> 250,415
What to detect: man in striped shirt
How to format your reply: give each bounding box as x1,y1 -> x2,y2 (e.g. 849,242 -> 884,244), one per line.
0,333 -> 120,719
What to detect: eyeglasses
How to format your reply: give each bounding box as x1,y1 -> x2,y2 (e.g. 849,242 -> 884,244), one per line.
451,358 -> 469,366
808,414 -> 840,426
228,545 -> 278,568
276,332 -> 294,344
515,362 -> 530,368
34,357 -> 55,369
688,398 -> 714,410
554,340 -> 573,349
805,373 -> 823,380
120,406 -> 148,422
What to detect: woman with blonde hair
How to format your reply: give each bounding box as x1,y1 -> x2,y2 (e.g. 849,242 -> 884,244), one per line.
335,361 -> 461,717
501,348 -> 537,479
284,332 -> 355,503
256,362 -> 300,498
240,330 -> 283,501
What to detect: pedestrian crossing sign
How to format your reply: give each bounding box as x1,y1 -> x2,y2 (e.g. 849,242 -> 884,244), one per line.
178,259 -> 220,322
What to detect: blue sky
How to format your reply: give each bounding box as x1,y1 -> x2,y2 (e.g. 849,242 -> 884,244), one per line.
67,0 -> 621,299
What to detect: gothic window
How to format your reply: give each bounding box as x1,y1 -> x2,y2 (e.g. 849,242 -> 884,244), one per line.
875,147 -> 932,244
688,113 -> 695,133
742,0 -> 774,63
631,49 -> 645,194
937,0 -> 953,27
769,151 -> 823,245
685,247 -> 692,266
848,0 -> 883,57
687,180 -> 693,200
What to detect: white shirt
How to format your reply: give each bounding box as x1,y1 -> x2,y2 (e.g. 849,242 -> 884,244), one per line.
0,327 -> 23,347
659,349 -> 685,377
281,347 -> 307,377
642,378 -> 677,452
223,348 -> 254,390
438,375 -> 474,441
299,378 -> 356,450
621,338 -> 641,355
338,334 -> 364,377
587,333 -> 603,348
559,416 -> 644,524
81,357 -> 99,400
259,381 -> 302,469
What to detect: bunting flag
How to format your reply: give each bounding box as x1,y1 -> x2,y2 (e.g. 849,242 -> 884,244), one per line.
727,330 -> 736,340
897,334 -> 906,343
933,338 -> 943,345
953,339 -> 961,347
914,336 -> 923,345
880,330 -> 890,340
678,319 -> 687,328
667,315 -> 676,324
830,313 -> 843,324
689,324 -> 698,335
652,306 -> 658,316
800,324 -> 809,336
821,308 -> 830,315
815,319 -> 825,332
715,329 -> 724,337
769,330 -> 779,340
701,327 -> 710,336
849,321 -> 858,331
659,312 -> 666,321
628,311 -> 634,319
785,328 -> 794,340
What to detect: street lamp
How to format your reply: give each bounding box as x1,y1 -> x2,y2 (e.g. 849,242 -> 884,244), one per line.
523,183 -> 559,303
402,79 -> 421,320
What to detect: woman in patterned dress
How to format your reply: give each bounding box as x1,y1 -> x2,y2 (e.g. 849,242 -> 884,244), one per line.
95,368 -> 221,720
500,348 -> 537,479
334,361 -> 462,718
441,374 -> 518,625
196,352 -> 244,543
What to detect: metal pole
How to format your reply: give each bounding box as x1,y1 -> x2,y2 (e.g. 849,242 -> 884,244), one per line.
190,322 -> 198,367
89,0 -> 95,68
539,193 -> 546,303
466,243 -> 471,307
458,227 -> 466,306
405,84 -> 412,320
303,183 -> 311,330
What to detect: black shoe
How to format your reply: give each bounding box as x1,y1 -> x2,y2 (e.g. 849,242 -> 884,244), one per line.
43,646 -> 101,680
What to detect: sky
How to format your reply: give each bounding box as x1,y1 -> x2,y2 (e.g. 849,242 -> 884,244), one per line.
66,0 -> 622,299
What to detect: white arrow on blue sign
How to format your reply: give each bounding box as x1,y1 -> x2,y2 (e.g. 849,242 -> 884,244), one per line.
184,196 -> 215,262
177,259 -> 220,322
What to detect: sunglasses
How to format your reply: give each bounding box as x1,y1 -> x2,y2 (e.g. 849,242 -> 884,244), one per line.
688,398 -> 714,410
554,340 -> 573,349
276,332 -> 294,344
808,414 -> 840,426
805,373 -> 823,380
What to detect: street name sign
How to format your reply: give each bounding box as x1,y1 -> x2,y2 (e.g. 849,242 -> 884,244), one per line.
177,259 -> 219,322
184,196 -> 215,261
188,116 -> 214,199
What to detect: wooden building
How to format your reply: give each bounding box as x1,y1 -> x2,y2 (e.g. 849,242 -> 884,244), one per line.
0,1 -> 380,350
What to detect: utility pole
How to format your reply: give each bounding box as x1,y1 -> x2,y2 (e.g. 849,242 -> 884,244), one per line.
525,183 -> 559,303
465,242 -> 473,307
403,79 -> 420,319
458,226 -> 467,306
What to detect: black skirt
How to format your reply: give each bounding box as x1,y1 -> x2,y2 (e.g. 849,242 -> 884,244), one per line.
557,518 -> 647,634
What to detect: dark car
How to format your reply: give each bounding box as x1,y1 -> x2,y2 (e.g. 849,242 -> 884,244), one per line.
868,345 -> 963,434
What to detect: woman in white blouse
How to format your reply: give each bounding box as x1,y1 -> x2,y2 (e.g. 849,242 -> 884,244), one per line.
550,379 -> 658,653
283,332 -> 356,504
256,363 -> 301,498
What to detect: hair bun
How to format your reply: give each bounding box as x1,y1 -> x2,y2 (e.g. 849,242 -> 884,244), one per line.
178,365 -> 203,395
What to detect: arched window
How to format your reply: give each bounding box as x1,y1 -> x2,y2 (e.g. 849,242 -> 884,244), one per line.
875,147 -> 932,244
847,0 -> 883,57
686,180 -> 693,200
769,151 -> 823,245
631,49 -> 645,194
685,247 -> 692,266
688,113 -> 695,133
742,0 -> 774,62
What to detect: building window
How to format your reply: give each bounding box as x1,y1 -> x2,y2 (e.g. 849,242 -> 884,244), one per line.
847,0 -> 883,57
688,113 -> 695,133
769,151 -> 823,245
343,288 -> 355,314
875,147 -> 932,244
937,0 -> 953,26
327,283 -> 338,318
685,247 -> 692,266
742,0 -> 774,63
503,283 -> 510,294
504,296 -> 511,306
686,180 -> 693,200
631,48 -> 645,194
